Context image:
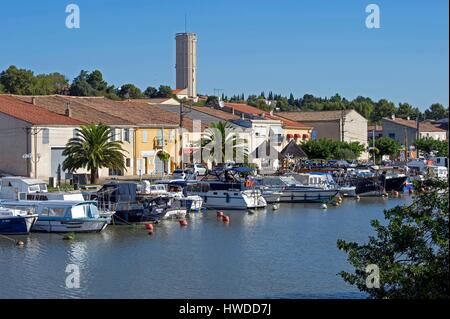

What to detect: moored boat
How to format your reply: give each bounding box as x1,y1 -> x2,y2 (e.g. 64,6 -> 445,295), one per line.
0,206 -> 38,235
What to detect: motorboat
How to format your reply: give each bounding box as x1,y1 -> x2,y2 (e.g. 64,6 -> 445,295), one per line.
0,206 -> 38,235
185,167 -> 267,210
254,175 -> 339,203
0,200 -> 108,233
153,180 -> 204,213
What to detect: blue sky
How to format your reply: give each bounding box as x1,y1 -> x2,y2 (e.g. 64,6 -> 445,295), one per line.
0,0 -> 448,109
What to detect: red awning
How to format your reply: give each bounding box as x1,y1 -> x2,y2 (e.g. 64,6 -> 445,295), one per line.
302,134 -> 309,139
287,134 -> 294,139
294,134 -> 301,139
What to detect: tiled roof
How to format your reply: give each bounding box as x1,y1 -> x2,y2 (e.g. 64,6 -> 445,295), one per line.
15,95 -> 131,125
383,117 -> 446,132
223,103 -> 312,129
368,124 -> 383,131
191,106 -> 240,121
277,110 -> 354,122
0,95 -> 84,125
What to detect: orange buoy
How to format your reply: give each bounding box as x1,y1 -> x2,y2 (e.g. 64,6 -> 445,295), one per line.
217,211 -> 224,218
222,215 -> 230,223
179,219 -> 188,226
145,223 -> 154,231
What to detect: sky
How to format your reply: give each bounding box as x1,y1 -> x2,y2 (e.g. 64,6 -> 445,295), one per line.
0,0 -> 448,109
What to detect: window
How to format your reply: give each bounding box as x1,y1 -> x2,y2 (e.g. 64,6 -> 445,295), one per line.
142,130 -> 148,143
388,133 -> 395,139
110,128 -> 116,141
255,147 -> 259,159
124,129 -> 130,142
109,169 -> 124,176
126,158 -> 131,168
42,129 -> 49,144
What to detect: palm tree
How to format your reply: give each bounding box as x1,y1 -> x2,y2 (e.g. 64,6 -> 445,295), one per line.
202,121 -> 248,165
62,124 -> 127,184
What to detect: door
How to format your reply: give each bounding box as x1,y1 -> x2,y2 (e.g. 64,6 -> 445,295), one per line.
154,155 -> 164,175
51,148 -> 67,181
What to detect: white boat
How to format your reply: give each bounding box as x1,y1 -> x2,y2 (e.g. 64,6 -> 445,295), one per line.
256,176 -> 339,203
0,206 -> 38,235
153,180 -> 204,213
185,168 -> 267,210
0,200 -> 108,233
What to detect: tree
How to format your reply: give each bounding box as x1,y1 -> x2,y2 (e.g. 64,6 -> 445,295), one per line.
424,103 -> 448,121
62,124 -> 127,184
0,83 -> 5,93
144,86 -> 158,98
157,85 -> 173,98
396,103 -> 420,120
301,139 -> 365,160
87,70 -> 108,92
337,178 -> 449,299
31,73 -> 69,95
118,84 -> 143,99
202,121 -> 248,164
205,95 -> 220,107
69,70 -> 95,96
0,65 -> 34,95
371,99 -> 397,123
369,136 -> 401,162
414,137 -> 449,157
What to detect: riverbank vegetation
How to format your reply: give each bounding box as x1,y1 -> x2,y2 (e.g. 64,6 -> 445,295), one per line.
337,178 -> 449,299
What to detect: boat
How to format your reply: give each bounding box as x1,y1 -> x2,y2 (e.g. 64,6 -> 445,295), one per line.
254,175 -> 339,203
152,179 -> 204,213
96,182 -> 186,224
0,177 -> 48,200
185,167 -> 267,210
0,206 -> 38,235
289,172 -> 357,197
0,200 -> 108,233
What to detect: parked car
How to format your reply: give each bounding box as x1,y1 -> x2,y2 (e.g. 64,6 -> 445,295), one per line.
173,169 -> 196,180
186,163 -> 208,176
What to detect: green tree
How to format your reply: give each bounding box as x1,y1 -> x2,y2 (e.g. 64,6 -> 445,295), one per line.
69,70 -> 95,96
62,124 -> 127,184
202,121 -> 248,164
424,103 -> 448,120
118,84 -> 143,99
157,85 -> 173,98
87,70 -> 108,92
0,65 -> 34,95
369,136 -> 401,162
337,178 -> 449,299
371,99 -> 397,123
31,73 -> 69,95
205,95 -> 220,107
144,86 -> 158,98
396,103 -> 420,120
414,138 -> 449,157
0,83 -> 5,93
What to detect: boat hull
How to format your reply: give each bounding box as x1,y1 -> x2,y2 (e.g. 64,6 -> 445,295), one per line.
0,215 -> 38,235
32,219 -> 108,233
278,189 -> 339,203
196,190 -> 266,210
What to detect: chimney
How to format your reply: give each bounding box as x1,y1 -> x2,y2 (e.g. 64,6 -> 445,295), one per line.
391,114 -> 396,120
31,97 -> 36,105
232,108 -> 235,115
64,102 -> 72,117
241,113 -> 245,120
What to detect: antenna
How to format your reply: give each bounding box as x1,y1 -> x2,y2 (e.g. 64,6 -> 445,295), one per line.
185,13 -> 187,33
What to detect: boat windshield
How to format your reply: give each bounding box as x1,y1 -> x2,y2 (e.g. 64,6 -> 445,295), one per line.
71,203 -> 100,219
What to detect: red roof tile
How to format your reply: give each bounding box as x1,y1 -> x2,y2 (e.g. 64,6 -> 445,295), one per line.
0,95 -> 84,126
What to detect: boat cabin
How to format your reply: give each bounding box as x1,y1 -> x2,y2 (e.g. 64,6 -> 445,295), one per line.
0,177 -> 48,200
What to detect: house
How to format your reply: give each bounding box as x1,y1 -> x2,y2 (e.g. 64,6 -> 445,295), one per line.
382,116 -> 447,144
277,109 -> 369,159
13,95 -> 202,178
368,124 -> 383,139
0,95 -> 85,182
220,102 -> 314,147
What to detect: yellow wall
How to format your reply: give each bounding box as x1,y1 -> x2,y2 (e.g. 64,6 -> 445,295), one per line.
282,127 -> 313,148
134,127 -> 180,175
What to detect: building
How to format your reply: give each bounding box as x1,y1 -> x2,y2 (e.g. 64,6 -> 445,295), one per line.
0,95 -> 85,182
220,103 -> 314,147
368,124 -> 383,139
277,110 -> 369,159
11,95 -> 202,179
175,32 -> 197,99
381,116 -> 447,144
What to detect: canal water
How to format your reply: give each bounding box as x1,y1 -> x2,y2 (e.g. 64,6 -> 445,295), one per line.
0,196 -> 412,299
